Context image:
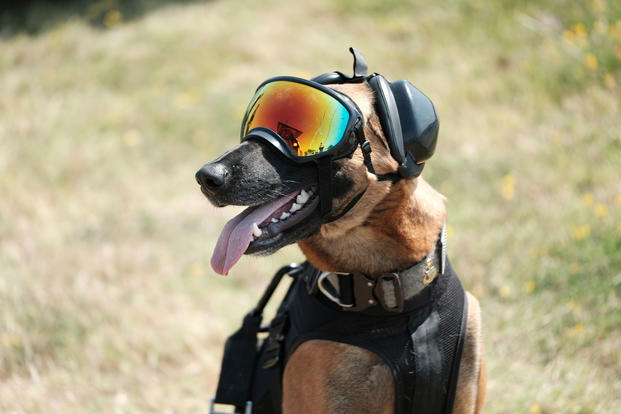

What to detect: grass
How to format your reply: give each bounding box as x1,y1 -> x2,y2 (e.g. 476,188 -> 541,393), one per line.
0,0 -> 619,412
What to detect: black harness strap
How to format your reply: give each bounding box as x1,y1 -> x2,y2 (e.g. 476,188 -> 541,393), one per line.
213,311 -> 260,410
411,309 -> 444,413
212,264 -> 302,413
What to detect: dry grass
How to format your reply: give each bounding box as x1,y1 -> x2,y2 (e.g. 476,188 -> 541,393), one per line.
0,0 -> 620,413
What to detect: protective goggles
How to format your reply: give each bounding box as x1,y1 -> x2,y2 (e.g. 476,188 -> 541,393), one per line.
240,77 -> 363,162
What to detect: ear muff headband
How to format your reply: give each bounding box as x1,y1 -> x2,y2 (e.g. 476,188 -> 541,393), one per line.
367,74 -> 405,165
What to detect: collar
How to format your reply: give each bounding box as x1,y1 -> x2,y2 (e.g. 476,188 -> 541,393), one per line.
304,223 -> 447,314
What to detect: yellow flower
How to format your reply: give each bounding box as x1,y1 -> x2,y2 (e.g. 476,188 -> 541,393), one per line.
1,334 -> 19,348
572,23 -> 587,39
103,9 -> 122,27
604,73 -> 616,88
499,285 -> 511,298
569,262 -> 581,275
563,29 -> 576,44
524,280 -> 536,294
585,53 -> 598,70
564,322 -> 584,337
582,192 -> 593,207
570,225 -> 590,240
529,404 -> 541,414
594,203 -> 608,217
616,194 -> 621,207
501,174 -> 515,200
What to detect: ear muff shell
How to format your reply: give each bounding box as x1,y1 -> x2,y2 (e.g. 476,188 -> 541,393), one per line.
390,80 -> 439,165
369,75 -> 439,178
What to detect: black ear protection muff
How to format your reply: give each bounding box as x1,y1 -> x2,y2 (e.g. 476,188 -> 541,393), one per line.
312,47 -> 439,179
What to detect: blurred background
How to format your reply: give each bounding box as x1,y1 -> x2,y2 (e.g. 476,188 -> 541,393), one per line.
1,0 -> 620,412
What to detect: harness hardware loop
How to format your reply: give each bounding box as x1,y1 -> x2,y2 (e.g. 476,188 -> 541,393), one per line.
317,271 -> 354,308
209,398 -> 252,414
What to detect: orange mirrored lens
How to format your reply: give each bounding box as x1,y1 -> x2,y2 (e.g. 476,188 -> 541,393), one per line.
242,81 -> 350,157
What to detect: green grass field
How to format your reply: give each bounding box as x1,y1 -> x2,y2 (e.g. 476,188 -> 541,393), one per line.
1,0 -> 620,412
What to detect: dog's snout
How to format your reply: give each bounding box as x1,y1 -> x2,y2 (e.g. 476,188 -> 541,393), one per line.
195,162 -> 230,191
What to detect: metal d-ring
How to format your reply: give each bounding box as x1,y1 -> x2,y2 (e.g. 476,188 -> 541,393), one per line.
317,271 -> 354,308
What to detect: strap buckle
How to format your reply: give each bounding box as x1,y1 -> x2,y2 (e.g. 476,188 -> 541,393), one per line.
374,272 -> 404,313
209,399 -> 252,414
317,271 -> 404,313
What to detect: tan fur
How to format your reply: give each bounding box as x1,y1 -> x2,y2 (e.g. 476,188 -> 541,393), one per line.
283,341 -> 394,414
284,83 -> 485,413
452,293 -> 486,414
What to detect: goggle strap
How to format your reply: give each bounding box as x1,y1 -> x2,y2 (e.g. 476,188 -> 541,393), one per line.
318,157 -> 333,216
357,133 -> 401,183
323,185 -> 369,224
359,139 -> 376,175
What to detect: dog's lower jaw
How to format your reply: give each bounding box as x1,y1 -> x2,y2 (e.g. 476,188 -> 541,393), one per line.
298,178 -> 447,275
245,216 -> 323,256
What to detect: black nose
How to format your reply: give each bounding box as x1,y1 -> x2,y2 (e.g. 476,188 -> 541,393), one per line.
195,162 -> 230,191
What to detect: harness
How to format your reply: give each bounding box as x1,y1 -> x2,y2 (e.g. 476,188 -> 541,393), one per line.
211,230 -> 468,414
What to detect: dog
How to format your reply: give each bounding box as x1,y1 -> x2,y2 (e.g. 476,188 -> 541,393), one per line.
196,50 -> 486,414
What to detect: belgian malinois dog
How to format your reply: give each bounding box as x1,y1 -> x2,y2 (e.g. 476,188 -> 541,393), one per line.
196,52 -> 485,414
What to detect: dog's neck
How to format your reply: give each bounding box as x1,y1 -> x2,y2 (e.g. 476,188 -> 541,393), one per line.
299,177 -> 446,276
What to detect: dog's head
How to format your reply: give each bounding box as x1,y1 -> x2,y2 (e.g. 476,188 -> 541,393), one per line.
197,49 -> 443,275
197,81 -> 408,275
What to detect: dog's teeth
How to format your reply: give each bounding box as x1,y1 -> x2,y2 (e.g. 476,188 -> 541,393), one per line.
297,190 -> 310,204
252,222 -> 262,238
271,218 -> 279,223
290,203 -> 301,212
280,212 -> 290,220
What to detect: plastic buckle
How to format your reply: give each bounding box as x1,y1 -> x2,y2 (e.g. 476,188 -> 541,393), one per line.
317,271 -> 404,312
209,399 -> 252,414
346,272 -> 379,312
262,313 -> 288,369
374,272 -> 404,313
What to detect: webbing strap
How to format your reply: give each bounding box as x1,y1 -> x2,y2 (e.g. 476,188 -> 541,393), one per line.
410,309 -> 444,413
214,312 -> 261,408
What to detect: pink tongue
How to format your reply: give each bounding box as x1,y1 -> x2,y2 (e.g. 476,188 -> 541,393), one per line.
210,191 -> 298,275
